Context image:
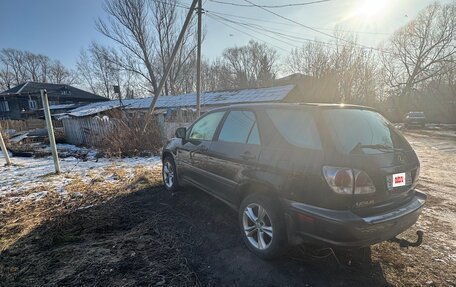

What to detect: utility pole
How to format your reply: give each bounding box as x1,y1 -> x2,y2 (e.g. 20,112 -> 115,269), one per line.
0,127 -> 11,166
147,0 -> 199,115
41,89 -> 60,174
196,0 -> 202,117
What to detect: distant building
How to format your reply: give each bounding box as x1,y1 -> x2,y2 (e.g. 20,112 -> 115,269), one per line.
61,85 -> 298,145
0,82 -> 108,120
63,84 -> 298,118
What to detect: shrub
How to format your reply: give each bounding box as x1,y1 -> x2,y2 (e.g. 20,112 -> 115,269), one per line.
98,115 -> 163,157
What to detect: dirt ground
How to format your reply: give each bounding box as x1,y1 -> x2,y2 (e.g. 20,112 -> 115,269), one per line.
0,127 -> 455,287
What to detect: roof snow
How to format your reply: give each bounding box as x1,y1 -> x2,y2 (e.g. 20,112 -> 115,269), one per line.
66,85 -> 295,117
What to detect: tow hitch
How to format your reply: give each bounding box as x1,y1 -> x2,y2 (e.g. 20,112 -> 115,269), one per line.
389,230 -> 424,248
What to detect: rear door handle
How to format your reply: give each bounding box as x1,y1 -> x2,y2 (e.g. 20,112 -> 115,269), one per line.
240,152 -> 256,160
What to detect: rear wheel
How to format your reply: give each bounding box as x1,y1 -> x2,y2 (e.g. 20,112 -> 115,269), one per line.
162,156 -> 179,192
239,193 -> 288,259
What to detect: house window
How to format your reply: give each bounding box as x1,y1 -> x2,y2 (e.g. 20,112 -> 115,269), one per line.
60,89 -> 71,96
0,100 -> 9,112
29,99 -> 38,110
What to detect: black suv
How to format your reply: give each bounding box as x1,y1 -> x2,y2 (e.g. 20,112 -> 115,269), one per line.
162,103 -> 426,258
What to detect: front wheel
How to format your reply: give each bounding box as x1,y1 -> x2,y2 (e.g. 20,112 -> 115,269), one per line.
239,193 -> 288,259
162,156 -> 179,192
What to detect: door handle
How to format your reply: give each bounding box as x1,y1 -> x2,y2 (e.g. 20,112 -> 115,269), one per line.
240,152 -> 256,160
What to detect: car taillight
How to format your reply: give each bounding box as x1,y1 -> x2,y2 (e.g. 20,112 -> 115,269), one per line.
322,166 -> 353,195
353,170 -> 376,194
323,166 -> 376,195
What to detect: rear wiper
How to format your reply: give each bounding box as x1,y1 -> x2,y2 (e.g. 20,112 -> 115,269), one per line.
350,143 -> 403,154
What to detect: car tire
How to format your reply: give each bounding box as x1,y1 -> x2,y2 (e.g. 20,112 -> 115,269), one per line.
162,156 -> 179,192
239,192 -> 288,259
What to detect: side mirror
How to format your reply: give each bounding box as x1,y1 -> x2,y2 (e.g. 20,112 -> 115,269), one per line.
175,127 -> 187,139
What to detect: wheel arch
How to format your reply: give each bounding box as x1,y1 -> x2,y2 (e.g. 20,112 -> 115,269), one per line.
162,150 -> 174,161
237,181 -> 281,208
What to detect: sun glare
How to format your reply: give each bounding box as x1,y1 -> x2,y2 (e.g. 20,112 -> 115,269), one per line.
345,0 -> 390,23
359,0 -> 388,18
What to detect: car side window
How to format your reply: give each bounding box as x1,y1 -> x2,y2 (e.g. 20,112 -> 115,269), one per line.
266,109 -> 321,149
188,111 -> 225,141
218,110 -> 260,144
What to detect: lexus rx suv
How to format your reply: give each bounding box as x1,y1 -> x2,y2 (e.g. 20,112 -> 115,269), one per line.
162,103 -> 426,259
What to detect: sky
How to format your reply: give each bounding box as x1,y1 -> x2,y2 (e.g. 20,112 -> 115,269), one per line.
0,0 -> 451,70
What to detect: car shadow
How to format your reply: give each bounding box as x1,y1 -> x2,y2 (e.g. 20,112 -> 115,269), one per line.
0,186 -> 391,287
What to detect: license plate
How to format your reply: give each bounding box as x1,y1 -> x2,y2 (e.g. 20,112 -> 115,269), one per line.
386,172 -> 412,190
392,172 -> 406,187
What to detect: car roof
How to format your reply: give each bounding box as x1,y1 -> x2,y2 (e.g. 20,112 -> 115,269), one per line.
207,102 -> 378,112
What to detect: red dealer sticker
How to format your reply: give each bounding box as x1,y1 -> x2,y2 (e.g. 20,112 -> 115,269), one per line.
392,172 -> 406,187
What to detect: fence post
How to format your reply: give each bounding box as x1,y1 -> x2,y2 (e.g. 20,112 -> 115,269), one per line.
0,127 -> 11,165
41,89 -> 61,174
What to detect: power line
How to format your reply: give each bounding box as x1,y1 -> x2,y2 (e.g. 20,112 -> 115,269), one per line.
207,10 -> 390,35
155,0 -> 390,36
153,0 -> 394,54
208,13 -> 339,49
209,0 -> 332,8
241,0 -> 394,55
208,14 -> 300,48
206,14 -> 290,52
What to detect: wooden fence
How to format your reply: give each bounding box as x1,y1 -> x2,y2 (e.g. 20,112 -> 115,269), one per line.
63,115 -> 171,146
63,116 -> 194,146
0,119 -> 62,132
62,117 -> 111,146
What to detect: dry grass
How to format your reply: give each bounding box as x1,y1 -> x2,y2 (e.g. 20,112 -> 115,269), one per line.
0,165 -> 162,252
98,115 -> 163,157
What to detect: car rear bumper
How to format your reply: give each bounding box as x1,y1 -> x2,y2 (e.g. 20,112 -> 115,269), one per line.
283,190 -> 426,247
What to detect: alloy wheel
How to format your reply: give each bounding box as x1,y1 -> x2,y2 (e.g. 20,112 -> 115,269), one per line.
163,161 -> 174,188
242,203 -> 273,250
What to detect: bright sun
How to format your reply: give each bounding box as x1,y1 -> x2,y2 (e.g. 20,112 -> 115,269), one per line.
358,0 -> 388,18
345,0 -> 390,23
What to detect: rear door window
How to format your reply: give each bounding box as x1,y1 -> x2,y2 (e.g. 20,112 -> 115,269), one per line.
323,109 -> 410,154
188,111 -> 225,141
218,110 -> 260,144
265,109 -> 321,149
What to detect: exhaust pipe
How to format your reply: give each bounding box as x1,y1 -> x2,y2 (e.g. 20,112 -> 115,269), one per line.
389,230 -> 423,248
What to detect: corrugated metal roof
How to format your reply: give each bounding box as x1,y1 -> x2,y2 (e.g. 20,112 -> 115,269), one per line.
40,103 -> 77,110
67,85 -> 295,117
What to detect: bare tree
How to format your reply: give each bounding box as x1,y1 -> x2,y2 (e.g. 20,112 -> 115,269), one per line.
96,0 -> 198,102
0,48 -> 74,90
286,42 -> 331,79
77,42 -> 146,99
0,49 -> 27,85
381,2 -> 456,97
221,40 -> 278,89
0,57 -> 14,90
77,43 -> 118,98
96,0 -> 158,93
23,52 -> 49,82
285,34 -> 379,105
152,0 -> 198,95
48,60 -> 74,84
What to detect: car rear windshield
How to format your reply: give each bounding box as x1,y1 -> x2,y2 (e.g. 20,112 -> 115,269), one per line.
322,109 -> 410,154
